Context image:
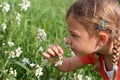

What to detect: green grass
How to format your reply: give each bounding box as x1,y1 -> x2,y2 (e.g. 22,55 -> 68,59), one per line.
0,0 -> 102,80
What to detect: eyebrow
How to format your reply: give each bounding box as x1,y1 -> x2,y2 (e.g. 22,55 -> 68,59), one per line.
69,31 -> 80,35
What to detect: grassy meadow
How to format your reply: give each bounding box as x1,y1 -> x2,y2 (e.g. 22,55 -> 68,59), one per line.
0,0 -> 103,80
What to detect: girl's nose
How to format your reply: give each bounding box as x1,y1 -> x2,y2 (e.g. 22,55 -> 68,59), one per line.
65,37 -> 71,44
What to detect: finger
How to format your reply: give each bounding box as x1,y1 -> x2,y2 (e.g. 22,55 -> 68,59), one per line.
47,48 -> 55,56
51,45 -> 63,56
50,46 -> 59,55
56,45 -> 64,54
42,52 -> 50,58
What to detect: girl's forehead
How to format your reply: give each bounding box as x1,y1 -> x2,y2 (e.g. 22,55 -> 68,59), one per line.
67,15 -> 86,31
67,17 -> 89,36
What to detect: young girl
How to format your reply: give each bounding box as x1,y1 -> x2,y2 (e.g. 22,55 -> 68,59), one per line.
42,0 -> 120,80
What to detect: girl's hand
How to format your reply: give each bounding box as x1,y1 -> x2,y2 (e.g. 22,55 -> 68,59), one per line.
42,45 -> 64,63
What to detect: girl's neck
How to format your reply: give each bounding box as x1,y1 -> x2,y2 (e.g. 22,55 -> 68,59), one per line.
98,42 -> 113,71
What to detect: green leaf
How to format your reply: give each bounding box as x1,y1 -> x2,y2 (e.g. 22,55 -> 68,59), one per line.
13,61 -> 31,73
8,75 -> 17,80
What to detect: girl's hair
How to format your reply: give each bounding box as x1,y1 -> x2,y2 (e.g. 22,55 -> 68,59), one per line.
66,0 -> 120,80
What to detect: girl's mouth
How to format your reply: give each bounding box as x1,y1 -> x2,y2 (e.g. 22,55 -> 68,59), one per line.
66,44 -> 76,54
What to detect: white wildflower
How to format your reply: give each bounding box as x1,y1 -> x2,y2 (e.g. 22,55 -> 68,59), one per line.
38,46 -> 43,52
77,74 -> 83,80
22,58 -> 30,64
54,56 -> 63,66
19,0 -> 30,11
35,66 -> 43,78
30,63 -> 36,68
61,76 -> 66,80
63,38 -> 72,50
71,51 -> 75,56
3,69 -> 8,73
8,40 -> 14,47
15,12 -> 21,25
74,73 -> 83,80
6,78 -> 10,80
2,2 -> 10,13
0,4 -> 2,8
36,64 -> 40,68
11,51 -> 15,58
37,28 -> 46,42
2,43 -> 5,46
1,23 -> 7,32
5,51 -> 8,53
9,67 -> 17,77
63,37 -> 67,43
49,78 -> 54,80
15,47 -> 22,57
85,76 -> 91,80
11,47 -> 22,58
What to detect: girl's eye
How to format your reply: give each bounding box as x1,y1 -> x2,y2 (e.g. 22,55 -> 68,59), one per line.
71,34 -> 77,37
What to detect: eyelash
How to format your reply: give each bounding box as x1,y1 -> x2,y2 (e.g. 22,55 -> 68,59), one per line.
71,34 -> 76,37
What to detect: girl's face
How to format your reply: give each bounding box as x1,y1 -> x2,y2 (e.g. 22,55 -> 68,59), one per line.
66,15 -> 98,56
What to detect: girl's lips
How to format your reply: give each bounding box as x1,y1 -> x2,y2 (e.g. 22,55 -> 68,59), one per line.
70,48 -> 81,56
68,45 -> 76,54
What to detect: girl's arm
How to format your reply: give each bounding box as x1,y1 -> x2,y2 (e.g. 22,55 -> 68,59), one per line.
56,56 -> 85,72
42,45 -> 85,72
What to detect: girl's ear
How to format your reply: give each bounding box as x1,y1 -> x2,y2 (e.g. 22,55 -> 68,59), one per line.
98,31 -> 108,46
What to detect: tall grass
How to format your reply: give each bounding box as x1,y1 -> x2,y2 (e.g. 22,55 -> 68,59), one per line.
0,0 -> 102,80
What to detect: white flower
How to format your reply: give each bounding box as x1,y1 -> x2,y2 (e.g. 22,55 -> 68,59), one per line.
11,51 -> 15,58
35,66 -> 43,78
74,73 -> 83,80
63,38 -> 72,50
38,46 -> 43,52
15,12 -> 21,25
10,47 -> 22,58
15,47 -> 22,57
9,67 -> 17,77
77,74 -> 83,80
22,58 -> 30,64
85,76 -> 91,80
2,43 -> 5,46
2,2 -> 10,13
8,40 -> 14,47
63,37 -> 67,43
71,51 -> 75,56
54,56 -> 63,66
6,78 -> 10,80
0,4 -> 2,7
3,69 -> 8,73
61,76 -> 66,80
5,51 -> 8,53
30,63 -> 36,68
19,0 -> 30,11
1,23 -> 7,32
49,78 -> 54,80
36,64 -> 40,68
37,28 -> 47,42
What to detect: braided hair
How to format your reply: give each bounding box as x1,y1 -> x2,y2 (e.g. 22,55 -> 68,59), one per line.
111,34 -> 120,80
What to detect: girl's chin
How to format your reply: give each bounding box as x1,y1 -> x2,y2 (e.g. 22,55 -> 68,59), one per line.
72,49 -> 87,56
74,54 -> 81,56
74,53 -> 83,56
74,52 -> 87,56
